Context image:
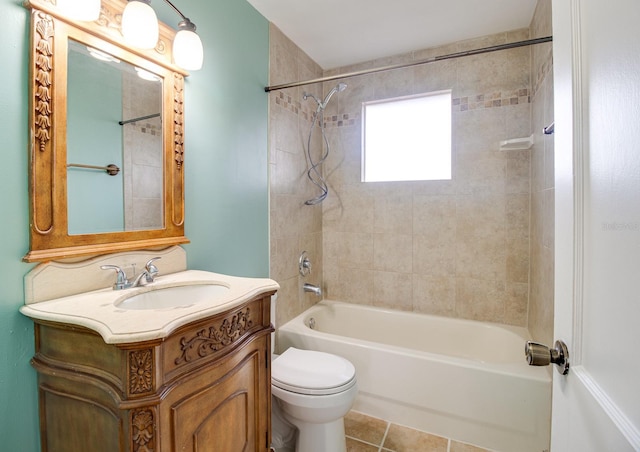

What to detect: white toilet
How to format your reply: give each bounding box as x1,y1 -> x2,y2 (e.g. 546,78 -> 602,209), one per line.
271,347 -> 357,452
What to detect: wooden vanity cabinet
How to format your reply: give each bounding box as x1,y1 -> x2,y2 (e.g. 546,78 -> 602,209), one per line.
30,293 -> 275,452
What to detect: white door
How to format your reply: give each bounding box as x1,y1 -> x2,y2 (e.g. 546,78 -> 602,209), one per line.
551,0 -> 640,450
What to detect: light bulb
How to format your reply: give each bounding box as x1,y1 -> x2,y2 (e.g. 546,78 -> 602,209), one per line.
57,0 -> 101,21
173,20 -> 203,71
121,0 -> 159,50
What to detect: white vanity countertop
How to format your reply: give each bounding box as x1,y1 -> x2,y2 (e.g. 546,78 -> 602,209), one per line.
20,270 -> 279,344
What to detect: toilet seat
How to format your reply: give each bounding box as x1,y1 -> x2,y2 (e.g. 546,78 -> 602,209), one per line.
272,347 -> 356,396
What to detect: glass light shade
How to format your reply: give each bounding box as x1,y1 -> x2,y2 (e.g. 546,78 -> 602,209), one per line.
57,0 -> 101,21
173,29 -> 204,71
121,0 -> 159,49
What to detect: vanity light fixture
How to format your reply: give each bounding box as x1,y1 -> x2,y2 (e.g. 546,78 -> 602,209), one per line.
121,0 -> 204,71
172,18 -> 204,71
121,0 -> 159,49
58,0 -> 203,71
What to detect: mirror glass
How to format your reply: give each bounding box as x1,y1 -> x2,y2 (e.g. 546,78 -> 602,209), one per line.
66,39 -> 164,234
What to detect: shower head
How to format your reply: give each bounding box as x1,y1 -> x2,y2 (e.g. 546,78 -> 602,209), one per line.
320,82 -> 348,109
303,83 -> 348,113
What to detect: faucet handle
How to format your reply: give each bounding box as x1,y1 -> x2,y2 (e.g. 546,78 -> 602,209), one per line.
100,265 -> 131,290
299,251 -> 312,277
144,257 -> 161,279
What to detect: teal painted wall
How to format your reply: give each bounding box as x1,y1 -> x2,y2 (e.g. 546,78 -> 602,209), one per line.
0,0 -> 269,448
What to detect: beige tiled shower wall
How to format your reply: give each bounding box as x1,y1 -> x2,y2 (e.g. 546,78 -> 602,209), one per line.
122,72 -> 163,230
319,29 -> 532,327
269,0 -> 554,332
528,0 -> 555,344
268,25 -> 325,331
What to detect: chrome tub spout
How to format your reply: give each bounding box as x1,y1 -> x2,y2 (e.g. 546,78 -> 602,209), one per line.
303,283 -> 322,297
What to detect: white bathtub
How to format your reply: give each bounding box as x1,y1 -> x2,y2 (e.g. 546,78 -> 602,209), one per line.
277,300 -> 551,452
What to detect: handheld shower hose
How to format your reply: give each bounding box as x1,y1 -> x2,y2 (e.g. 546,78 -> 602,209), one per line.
302,83 -> 347,205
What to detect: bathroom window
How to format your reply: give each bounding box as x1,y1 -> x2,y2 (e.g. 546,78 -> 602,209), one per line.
362,90 -> 452,182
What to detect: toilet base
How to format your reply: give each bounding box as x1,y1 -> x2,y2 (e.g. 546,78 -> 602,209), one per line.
291,418 -> 346,452
271,395 -> 296,452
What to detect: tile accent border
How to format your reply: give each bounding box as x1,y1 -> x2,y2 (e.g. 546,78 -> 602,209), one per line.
129,121 -> 161,136
275,87 -> 531,131
452,89 -> 530,112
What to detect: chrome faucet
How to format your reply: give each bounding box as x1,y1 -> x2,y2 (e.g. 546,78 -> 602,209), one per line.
100,264 -> 131,290
131,257 -> 161,287
303,283 -> 322,297
101,257 -> 161,290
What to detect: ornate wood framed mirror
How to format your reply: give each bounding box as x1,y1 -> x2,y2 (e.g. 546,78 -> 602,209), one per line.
24,0 -> 189,262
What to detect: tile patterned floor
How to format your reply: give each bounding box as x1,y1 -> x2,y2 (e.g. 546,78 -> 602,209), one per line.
345,411 -> 494,452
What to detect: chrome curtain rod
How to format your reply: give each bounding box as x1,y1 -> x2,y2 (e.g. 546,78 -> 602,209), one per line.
264,36 -> 552,93
118,113 -> 161,126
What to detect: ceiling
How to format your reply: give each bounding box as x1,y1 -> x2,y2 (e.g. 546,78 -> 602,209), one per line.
246,0 -> 538,70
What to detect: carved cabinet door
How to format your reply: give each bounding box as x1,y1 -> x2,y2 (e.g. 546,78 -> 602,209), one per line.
160,336 -> 270,451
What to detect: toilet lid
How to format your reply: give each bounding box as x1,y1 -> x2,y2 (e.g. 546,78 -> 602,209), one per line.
272,347 -> 356,395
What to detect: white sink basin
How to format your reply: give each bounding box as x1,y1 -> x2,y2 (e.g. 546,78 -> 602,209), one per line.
117,284 -> 231,310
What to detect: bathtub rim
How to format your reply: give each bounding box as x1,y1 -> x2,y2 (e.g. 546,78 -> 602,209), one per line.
277,299 -> 551,383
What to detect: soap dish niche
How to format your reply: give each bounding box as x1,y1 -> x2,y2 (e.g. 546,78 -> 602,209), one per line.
499,134 -> 534,151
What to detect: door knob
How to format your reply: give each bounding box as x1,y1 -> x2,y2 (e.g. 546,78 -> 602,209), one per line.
525,340 -> 570,375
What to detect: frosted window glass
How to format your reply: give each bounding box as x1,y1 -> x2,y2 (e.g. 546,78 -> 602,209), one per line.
362,90 -> 452,182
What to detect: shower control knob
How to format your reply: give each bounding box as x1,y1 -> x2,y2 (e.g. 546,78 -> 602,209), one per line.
298,251 -> 312,277
525,340 -> 570,375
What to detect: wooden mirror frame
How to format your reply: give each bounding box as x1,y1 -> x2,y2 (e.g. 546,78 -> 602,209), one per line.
24,0 -> 189,262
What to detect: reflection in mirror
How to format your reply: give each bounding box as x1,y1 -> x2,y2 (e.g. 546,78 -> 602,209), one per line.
67,39 -> 164,235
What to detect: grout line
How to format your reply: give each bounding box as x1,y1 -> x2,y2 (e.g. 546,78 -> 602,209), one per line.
378,421 -> 392,452
345,435 -> 382,450
345,412 -> 493,452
